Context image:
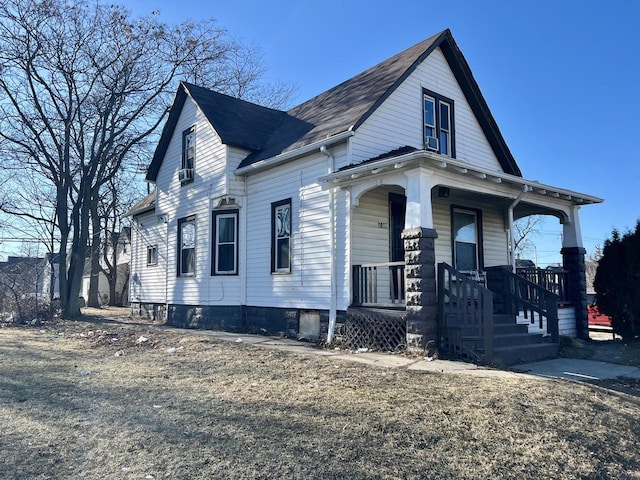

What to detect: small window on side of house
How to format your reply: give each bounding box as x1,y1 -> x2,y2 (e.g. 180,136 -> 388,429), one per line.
178,216 -> 196,276
180,126 -> 195,185
271,199 -> 291,274
212,210 -> 238,275
146,245 -> 158,266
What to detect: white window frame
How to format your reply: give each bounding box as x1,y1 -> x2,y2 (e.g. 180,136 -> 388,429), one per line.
212,210 -> 238,275
178,216 -> 196,277
146,245 -> 158,266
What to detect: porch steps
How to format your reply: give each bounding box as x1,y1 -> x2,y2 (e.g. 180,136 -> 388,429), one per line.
444,313 -> 559,366
492,343 -> 559,365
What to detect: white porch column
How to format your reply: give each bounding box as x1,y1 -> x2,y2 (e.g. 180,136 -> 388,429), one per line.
561,205 -> 584,249
404,167 -> 434,229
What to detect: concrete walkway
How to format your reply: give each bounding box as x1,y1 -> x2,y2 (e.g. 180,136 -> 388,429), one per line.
189,329 -> 640,382
514,358 -> 640,381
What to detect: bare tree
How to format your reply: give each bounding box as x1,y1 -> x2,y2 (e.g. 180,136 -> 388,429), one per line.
513,215 -> 544,264
0,0 -> 295,318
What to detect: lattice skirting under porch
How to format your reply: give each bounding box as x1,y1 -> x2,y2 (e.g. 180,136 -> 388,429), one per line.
342,309 -> 406,351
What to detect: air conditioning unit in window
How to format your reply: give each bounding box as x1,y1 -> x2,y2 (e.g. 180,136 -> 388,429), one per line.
178,168 -> 194,183
425,136 -> 439,151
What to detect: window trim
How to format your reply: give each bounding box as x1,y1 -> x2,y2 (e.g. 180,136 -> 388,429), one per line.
271,198 -> 292,274
146,245 -> 158,266
423,88 -> 455,157
450,205 -> 483,272
177,215 -> 196,277
211,209 -> 239,276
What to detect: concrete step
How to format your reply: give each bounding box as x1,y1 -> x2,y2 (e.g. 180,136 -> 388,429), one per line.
493,313 -> 515,324
491,343 -> 559,366
490,332 -> 547,348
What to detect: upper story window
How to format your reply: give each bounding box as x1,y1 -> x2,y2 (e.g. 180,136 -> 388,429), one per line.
178,215 -> 196,276
271,199 -> 291,274
423,89 -> 455,157
179,126 -> 195,184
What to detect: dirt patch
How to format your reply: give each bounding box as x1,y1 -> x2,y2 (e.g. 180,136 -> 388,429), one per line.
1,315 -> 640,479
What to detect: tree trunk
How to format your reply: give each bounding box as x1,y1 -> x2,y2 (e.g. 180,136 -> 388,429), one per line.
87,200 -> 102,307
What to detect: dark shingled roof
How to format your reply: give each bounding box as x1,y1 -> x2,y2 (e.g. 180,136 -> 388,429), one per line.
124,191 -> 156,217
145,29 -> 521,182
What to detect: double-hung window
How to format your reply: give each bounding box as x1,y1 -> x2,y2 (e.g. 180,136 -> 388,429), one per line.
271,199 -> 291,273
423,89 -> 455,157
146,245 -> 158,266
180,126 -> 195,184
452,207 -> 482,272
178,216 -> 196,276
212,210 -> 238,275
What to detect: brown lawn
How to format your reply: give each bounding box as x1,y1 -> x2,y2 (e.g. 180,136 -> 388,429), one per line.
1,310 -> 639,479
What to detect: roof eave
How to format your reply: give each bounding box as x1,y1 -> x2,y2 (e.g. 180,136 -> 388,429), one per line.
319,151 -> 603,206
234,130 -> 355,176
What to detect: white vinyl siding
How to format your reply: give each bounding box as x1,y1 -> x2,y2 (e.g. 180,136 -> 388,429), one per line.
349,47 -> 503,173
351,188 -> 391,267
156,99 -> 228,218
130,212 -> 167,305
245,152 -> 341,309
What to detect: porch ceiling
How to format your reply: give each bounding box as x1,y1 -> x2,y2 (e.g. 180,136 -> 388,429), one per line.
319,149 -> 603,207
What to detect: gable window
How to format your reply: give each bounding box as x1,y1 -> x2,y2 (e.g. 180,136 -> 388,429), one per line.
177,216 -> 196,276
271,199 -> 291,273
180,126 -> 195,184
452,207 -> 482,272
146,245 -> 158,266
423,89 -> 455,157
212,210 -> 238,275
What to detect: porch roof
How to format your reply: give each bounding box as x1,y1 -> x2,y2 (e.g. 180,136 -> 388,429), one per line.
318,148 -> 603,207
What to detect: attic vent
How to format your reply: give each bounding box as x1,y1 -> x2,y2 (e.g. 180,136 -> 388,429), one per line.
178,168 -> 194,183
425,136 -> 439,151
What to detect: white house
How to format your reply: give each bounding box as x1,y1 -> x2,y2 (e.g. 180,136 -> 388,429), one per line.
128,29 -> 602,364
81,228 -> 131,306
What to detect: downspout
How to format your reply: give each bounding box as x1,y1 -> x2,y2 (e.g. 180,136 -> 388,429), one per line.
320,145 -> 337,344
508,184 -> 531,271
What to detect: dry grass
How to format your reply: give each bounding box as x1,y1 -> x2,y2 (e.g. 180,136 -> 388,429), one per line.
1,312 -> 640,479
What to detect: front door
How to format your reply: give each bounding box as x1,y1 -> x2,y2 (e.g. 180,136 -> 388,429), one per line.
389,193 -> 406,302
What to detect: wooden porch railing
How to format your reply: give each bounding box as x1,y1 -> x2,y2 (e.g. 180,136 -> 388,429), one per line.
487,266 -> 559,342
352,262 -> 405,307
437,263 -> 494,361
516,267 -> 569,303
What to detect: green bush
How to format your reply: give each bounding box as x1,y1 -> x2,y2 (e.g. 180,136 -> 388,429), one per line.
594,221 -> 640,340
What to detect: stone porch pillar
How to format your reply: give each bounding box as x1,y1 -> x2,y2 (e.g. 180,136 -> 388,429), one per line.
562,205 -> 588,340
402,168 -> 438,352
562,247 -> 588,340
403,227 -> 438,351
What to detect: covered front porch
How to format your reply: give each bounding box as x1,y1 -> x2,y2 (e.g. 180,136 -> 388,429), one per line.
321,149 -> 602,363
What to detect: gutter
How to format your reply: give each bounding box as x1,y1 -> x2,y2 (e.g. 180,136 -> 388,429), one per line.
234,130 -> 354,176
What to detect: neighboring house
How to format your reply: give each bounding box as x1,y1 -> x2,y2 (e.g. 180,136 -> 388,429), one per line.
81,228 -> 131,305
128,29 -> 602,364
0,256 -> 56,319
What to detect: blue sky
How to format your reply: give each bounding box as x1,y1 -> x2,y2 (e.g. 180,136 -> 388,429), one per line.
122,0 -> 639,265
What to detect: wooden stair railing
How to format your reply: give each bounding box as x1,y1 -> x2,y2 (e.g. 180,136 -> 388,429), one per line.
437,263 -> 494,361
